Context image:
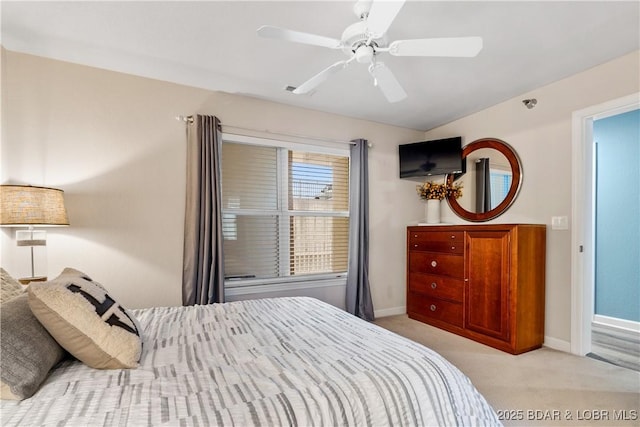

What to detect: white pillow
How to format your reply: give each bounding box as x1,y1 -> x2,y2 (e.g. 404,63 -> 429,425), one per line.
28,268 -> 142,369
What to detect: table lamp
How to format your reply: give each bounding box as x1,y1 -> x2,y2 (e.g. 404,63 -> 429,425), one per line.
0,185 -> 69,283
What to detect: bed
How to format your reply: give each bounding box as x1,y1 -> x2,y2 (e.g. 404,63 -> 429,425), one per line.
1,295 -> 500,426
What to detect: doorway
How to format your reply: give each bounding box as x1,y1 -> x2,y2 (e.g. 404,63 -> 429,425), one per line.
571,93 -> 639,365
591,108 -> 640,370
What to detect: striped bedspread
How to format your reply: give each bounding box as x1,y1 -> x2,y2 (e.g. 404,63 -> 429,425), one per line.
1,297 -> 500,426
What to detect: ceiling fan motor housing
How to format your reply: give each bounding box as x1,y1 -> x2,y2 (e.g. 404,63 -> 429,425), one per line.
341,21 -> 385,56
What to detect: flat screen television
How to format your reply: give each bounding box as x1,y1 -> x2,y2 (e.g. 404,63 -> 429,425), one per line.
399,136 -> 464,179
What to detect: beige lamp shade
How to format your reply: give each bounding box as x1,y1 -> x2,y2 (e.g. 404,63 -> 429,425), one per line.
0,185 -> 69,226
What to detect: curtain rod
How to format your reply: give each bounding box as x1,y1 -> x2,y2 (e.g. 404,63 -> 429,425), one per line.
176,115 -> 373,148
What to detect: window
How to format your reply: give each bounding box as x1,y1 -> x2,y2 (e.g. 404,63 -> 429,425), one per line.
490,168 -> 512,209
221,136 -> 349,287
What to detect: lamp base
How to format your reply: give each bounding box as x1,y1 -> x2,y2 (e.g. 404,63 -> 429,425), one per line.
18,276 -> 47,285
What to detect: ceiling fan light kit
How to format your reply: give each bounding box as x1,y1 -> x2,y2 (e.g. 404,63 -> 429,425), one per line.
355,45 -> 374,63
257,0 -> 483,103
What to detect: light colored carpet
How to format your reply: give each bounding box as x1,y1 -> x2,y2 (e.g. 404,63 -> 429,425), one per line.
374,315 -> 640,426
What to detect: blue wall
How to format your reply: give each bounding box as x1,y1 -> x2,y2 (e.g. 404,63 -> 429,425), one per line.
593,109 -> 640,322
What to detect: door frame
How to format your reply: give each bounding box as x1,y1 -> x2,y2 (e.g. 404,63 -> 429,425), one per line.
570,92 -> 640,355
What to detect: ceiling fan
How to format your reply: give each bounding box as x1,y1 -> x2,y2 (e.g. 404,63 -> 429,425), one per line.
256,0 -> 483,103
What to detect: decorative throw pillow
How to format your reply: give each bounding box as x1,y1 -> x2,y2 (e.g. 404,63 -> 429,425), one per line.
1,268 -> 24,303
28,268 -> 142,369
0,294 -> 66,400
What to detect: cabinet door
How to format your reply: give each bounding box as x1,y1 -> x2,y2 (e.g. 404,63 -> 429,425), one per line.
465,230 -> 511,341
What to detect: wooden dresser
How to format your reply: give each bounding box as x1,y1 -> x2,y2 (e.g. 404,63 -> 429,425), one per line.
406,224 -> 546,354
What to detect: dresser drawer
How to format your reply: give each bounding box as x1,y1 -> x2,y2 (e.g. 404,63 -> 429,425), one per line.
407,292 -> 463,327
408,252 -> 464,278
408,231 -> 463,254
408,272 -> 463,302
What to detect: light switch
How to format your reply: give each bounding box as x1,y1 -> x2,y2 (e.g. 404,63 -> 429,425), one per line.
551,216 -> 569,230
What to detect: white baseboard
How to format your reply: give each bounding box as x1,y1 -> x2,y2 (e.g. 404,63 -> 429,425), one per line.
543,336 -> 571,353
592,317 -> 640,348
546,319 -> 640,356
593,314 -> 640,334
375,305 -> 406,318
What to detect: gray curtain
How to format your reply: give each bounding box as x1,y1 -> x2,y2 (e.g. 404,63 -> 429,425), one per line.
475,157 -> 492,213
182,115 -> 225,305
346,139 -> 375,321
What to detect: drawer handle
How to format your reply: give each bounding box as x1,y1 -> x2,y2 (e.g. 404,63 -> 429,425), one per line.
414,244 -> 418,248
430,304 -> 437,312
451,246 -> 456,250
450,235 -> 456,239
431,260 -> 437,267
431,282 -> 437,289
414,234 -> 418,238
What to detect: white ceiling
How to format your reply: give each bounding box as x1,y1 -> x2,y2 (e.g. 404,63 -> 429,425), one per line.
2,1 -> 639,130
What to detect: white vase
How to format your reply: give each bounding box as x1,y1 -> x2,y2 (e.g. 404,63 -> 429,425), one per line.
425,199 -> 441,224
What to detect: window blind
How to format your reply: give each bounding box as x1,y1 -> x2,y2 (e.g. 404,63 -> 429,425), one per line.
221,141 -> 350,285
490,169 -> 512,209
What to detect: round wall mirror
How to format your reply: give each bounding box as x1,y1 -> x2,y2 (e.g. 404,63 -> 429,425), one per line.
446,138 -> 522,222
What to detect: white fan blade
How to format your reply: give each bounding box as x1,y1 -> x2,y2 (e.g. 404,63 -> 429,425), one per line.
293,61 -> 349,94
369,62 -> 407,103
388,37 -> 483,57
257,25 -> 342,49
366,0 -> 406,36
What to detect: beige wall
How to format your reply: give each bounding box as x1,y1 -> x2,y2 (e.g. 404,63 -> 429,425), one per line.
3,48 -> 638,346
423,50 -> 640,344
0,49 -> 425,311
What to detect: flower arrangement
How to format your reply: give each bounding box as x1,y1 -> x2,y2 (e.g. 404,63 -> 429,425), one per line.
416,181 -> 463,201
